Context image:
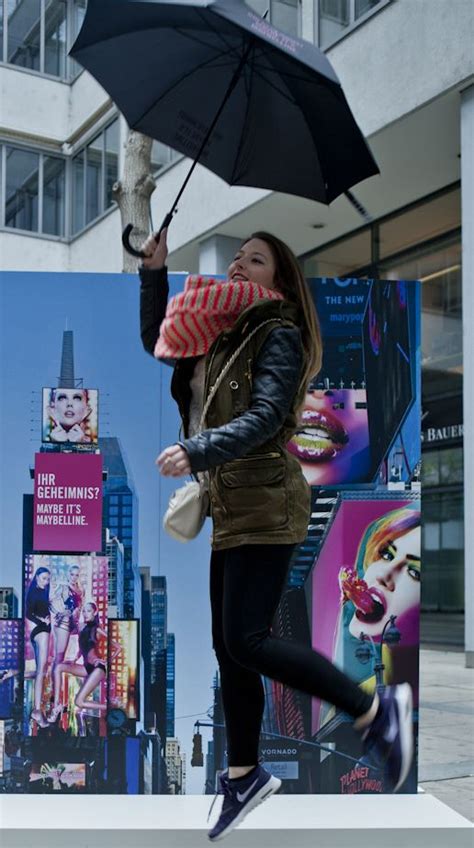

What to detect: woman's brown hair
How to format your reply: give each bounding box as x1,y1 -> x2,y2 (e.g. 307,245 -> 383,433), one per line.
244,232 -> 322,413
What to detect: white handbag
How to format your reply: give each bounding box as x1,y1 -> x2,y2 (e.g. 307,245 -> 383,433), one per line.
162,319 -> 282,542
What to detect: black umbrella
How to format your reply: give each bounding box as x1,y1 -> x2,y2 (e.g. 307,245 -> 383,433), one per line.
70,0 -> 378,257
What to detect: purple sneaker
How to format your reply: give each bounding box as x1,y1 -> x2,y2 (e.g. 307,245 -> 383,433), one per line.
207,764 -> 281,842
359,683 -> 414,792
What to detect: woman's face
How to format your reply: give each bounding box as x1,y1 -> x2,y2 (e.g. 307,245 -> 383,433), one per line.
36,571 -> 50,589
84,604 -> 96,622
51,390 -> 88,428
227,238 -> 278,291
69,568 -> 80,586
349,526 -> 421,640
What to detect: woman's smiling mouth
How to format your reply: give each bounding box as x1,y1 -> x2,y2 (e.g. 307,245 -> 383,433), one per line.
288,408 -> 349,461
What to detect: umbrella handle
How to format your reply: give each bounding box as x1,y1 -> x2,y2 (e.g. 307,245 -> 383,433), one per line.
122,211 -> 175,258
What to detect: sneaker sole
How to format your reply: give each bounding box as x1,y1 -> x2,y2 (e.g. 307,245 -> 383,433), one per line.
393,682 -> 414,792
208,774 -> 282,842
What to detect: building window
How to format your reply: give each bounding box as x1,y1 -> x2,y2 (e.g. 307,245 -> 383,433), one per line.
318,0 -> 388,49
1,0 -> 86,80
72,118 -> 119,234
303,228 -> 371,278
5,147 -> 39,231
3,144 -> 65,235
43,154 -> 66,235
7,0 -> 41,72
246,0 -> 301,37
150,141 -> 180,174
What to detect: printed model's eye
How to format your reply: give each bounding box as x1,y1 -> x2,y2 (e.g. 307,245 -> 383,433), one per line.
73,394 -> 83,401
407,564 -> 420,582
57,393 -> 67,401
379,544 -> 395,562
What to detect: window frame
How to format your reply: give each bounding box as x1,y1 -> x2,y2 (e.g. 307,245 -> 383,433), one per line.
0,0 -> 84,82
1,140 -> 67,237
315,0 -> 393,51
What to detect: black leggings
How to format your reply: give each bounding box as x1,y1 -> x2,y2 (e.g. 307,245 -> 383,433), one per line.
210,543 -> 374,766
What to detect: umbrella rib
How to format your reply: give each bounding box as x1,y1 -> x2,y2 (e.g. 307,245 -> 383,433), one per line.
230,50 -> 255,185
132,54 -> 239,128
195,7 -> 245,60
250,65 -> 299,108
174,26 -> 241,63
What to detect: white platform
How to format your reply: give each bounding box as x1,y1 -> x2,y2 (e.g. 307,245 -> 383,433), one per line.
1,792 -> 472,847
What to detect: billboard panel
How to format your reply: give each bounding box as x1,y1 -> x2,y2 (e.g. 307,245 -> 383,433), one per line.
0,620 -> 21,720
311,495 -> 420,792
108,620 -> 139,721
28,762 -> 86,791
24,554 -> 108,737
33,452 -> 103,552
42,388 -> 98,445
287,388 -> 369,485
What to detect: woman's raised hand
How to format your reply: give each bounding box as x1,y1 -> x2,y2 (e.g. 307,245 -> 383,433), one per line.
140,228 -> 168,270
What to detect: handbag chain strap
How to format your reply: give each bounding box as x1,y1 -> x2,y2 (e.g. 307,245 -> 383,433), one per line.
198,318 -> 283,433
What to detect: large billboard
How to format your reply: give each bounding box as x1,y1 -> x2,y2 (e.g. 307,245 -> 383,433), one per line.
33,453 -> 103,552
42,388 -> 99,445
23,554 -> 108,738
0,270 -> 420,796
309,494 -> 420,793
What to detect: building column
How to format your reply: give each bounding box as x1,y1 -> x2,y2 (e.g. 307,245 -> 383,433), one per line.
198,234 -> 242,276
461,85 -> 474,668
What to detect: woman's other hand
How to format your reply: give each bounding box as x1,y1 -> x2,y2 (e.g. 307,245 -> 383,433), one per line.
140,228 -> 168,270
156,444 -> 191,477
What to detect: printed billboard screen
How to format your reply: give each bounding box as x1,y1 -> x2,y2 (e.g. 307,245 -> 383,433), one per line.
287,388 -> 369,485
310,495 -> 420,792
28,762 -> 86,791
42,387 -> 98,445
24,554 -> 108,737
33,452 -> 103,552
108,620 -> 139,721
0,620 -> 21,720
363,281 -> 414,477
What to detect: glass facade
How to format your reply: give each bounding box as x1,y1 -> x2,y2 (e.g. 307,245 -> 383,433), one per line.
5,146 -> 39,231
246,0 -> 301,37
302,184 -> 463,644
72,118 -> 119,235
318,0 -> 389,49
1,0 -> 86,80
151,141 -> 181,175
2,144 -> 65,235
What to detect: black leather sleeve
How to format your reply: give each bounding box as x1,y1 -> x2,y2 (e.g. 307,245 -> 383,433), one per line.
139,265 -> 169,356
178,326 -> 304,473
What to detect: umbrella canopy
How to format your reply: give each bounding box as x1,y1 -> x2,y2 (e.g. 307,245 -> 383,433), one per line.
71,0 -> 378,207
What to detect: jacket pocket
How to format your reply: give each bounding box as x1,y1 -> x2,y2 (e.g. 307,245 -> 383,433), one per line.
219,457 -> 288,533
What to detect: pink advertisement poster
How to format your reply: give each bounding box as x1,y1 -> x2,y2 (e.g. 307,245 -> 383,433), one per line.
33,453 -> 103,552
312,497 -> 421,735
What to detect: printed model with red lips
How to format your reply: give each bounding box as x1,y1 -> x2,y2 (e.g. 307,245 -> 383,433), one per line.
288,404 -> 349,462
339,567 -> 386,624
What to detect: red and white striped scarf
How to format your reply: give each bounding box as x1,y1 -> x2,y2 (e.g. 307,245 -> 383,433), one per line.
154,275 -> 284,360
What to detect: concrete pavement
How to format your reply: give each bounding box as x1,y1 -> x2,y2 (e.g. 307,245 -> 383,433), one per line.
418,648 -> 474,821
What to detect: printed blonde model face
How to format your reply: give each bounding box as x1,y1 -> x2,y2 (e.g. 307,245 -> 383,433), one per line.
51,389 -> 89,429
68,566 -> 80,586
227,238 -> 278,291
348,526 -> 421,640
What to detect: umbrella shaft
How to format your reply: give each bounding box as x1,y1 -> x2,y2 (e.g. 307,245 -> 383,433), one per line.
168,41 -> 255,215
